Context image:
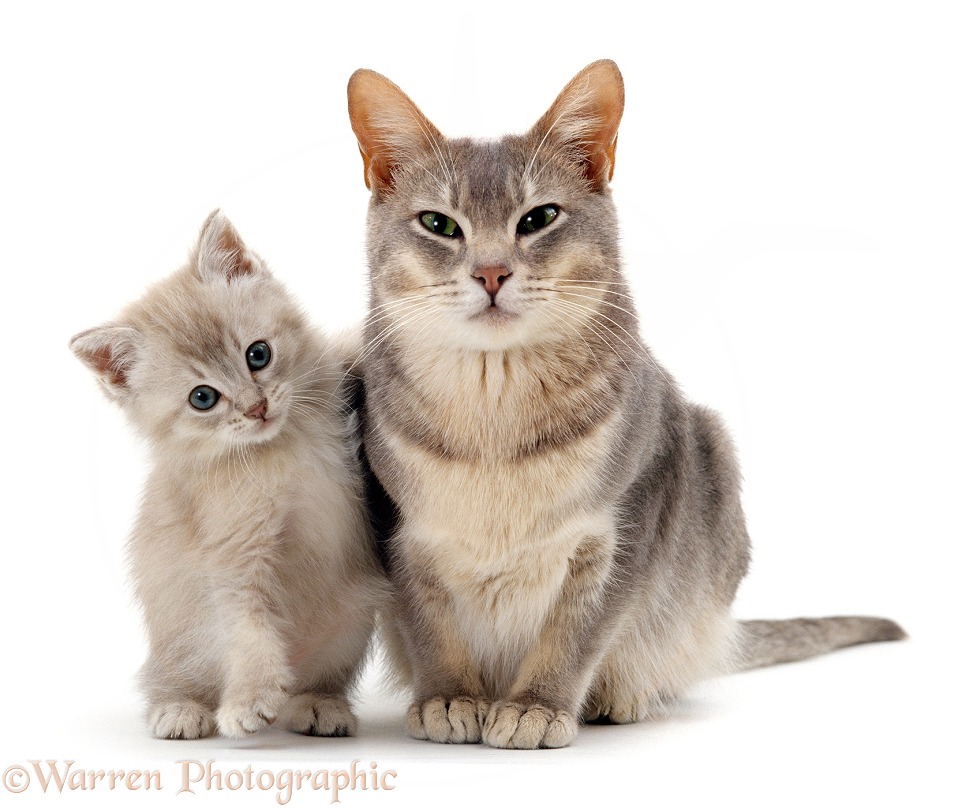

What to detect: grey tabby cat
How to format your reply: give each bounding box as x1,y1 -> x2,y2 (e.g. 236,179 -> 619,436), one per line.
71,212 -> 385,739
346,60 -> 905,750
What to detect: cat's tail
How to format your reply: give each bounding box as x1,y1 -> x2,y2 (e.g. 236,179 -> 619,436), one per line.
734,616 -> 906,671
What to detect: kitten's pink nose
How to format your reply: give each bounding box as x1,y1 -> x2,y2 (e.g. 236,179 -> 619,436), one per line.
245,399 -> 268,420
472,265 -> 512,302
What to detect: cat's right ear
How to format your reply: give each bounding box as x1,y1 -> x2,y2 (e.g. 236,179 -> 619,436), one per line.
70,325 -> 142,403
347,69 -> 445,196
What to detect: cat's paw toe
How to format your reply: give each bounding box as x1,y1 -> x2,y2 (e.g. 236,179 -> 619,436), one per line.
280,694 -> 358,737
149,702 -> 215,740
216,687 -> 288,738
483,701 -> 578,749
407,696 -> 487,744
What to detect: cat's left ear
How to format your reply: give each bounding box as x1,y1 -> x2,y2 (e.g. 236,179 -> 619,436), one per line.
529,59 -> 625,189
194,210 -> 262,283
70,325 -> 142,404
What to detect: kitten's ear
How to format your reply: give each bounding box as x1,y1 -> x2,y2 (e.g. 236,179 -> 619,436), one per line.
529,59 -> 625,189
347,69 -> 446,196
70,325 -> 142,403
195,209 -> 261,283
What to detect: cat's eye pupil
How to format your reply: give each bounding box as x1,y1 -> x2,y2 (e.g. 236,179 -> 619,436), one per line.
189,385 -> 221,411
419,211 -> 461,238
517,204 -> 559,235
246,341 -> 272,371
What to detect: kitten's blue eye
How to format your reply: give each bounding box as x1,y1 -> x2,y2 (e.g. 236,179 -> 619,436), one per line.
419,211 -> 462,238
189,385 -> 221,411
517,205 -> 559,235
246,341 -> 272,371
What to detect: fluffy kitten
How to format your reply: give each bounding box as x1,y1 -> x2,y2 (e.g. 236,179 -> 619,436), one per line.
71,211 -> 384,739
346,60 -> 905,749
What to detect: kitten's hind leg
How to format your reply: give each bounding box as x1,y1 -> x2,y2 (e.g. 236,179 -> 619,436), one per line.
148,701 -> 216,740
141,658 -> 218,739
279,693 -> 358,737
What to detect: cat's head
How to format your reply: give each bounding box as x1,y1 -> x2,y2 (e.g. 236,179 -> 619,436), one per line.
71,211 -> 319,456
347,60 -> 625,353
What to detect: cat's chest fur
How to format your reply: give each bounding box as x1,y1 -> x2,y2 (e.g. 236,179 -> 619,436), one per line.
370,342 -> 623,684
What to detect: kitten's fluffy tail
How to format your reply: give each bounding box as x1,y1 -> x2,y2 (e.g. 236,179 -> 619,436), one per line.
735,616 -> 906,671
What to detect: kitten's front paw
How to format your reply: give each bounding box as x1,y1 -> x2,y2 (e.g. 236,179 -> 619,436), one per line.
149,701 -> 215,740
280,693 -> 358,737
483,701 -> 578,749
216,686 -> 288,738
406,696 -> 488,744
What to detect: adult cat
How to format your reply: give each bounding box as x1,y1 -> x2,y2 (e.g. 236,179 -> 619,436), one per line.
347,60 -> 903,749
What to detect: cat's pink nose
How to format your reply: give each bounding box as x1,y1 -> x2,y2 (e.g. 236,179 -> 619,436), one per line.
472,265 -> 512,301
245,399 -> 268,420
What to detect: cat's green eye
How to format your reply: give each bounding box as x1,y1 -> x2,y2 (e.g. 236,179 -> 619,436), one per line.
517,204 -> 559,235
246,340 -> 272,371
189,385 -> 221,411
419,211 -> 462,238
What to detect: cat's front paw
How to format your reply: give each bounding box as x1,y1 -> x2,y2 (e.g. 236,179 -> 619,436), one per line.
280,693 -> 358,737
483,701 -> 578,749
149,701 -> 215,740
406,696 -> 488,744
216,686 -> 288,738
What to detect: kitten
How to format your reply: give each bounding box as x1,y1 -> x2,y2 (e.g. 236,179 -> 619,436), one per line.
70,211 -> 384,739
346,60 -> 905,749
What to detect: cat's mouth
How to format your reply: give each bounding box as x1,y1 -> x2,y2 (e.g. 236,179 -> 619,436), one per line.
472,302 -> 518,325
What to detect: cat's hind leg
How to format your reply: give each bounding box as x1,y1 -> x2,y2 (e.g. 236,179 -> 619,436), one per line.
583,608 -> 736,724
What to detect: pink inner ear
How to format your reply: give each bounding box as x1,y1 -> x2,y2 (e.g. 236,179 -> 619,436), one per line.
90,342 -> 129,387
215,227 -> 254,278
531,60 -> 625,188
348,68 -> 446,197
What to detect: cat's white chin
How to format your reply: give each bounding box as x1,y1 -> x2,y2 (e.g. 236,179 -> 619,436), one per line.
460,312 -> 545,352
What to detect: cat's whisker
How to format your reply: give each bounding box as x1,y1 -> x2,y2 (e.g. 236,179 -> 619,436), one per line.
537,294 -> 663,402
542,297 -> 635,373
536,282 -> 642,305
413,113 -> 456,194
332,302 -> 443,395
533,285 -> 644,320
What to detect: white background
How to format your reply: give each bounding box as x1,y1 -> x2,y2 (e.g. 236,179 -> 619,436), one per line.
1,2 -> 970,806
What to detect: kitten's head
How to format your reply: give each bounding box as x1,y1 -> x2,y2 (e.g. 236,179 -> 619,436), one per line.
348,60 -> 626,352
71,212 -> 321,456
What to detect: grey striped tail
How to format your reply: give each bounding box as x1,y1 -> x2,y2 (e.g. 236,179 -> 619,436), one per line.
736,616 -> 906,671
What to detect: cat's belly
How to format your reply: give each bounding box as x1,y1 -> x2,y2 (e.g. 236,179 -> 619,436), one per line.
386,424 -> 618,693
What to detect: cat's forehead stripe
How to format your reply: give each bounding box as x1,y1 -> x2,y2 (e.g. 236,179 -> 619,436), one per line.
449,138 -> 526,226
